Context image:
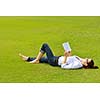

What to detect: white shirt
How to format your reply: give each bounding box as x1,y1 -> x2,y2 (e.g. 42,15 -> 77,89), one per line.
58,56 -> 83,69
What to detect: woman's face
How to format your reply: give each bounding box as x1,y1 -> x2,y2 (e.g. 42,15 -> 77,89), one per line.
85,58 -> 92,64
82,58 -> 92,66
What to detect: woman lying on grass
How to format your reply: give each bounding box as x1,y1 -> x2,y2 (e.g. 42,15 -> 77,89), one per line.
19,43 -> 98,69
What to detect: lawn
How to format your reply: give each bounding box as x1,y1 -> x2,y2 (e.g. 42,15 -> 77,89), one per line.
0,16 -> 100,82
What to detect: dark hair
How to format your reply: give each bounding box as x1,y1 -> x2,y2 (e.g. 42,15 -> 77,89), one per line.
87,60 -> 99,69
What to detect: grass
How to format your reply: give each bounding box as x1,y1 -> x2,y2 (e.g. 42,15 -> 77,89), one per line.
0,16 -> 100,82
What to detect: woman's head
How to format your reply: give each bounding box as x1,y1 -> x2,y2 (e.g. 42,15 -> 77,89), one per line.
82,58 -> 98,69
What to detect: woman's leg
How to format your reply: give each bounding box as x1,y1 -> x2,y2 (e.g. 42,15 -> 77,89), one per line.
19,43 -> 58,66
19,53 -> 48,63
27,57 -> 48,63
29,52 -> 44,63
29,43 -> 54,64
39,43 -> 58,66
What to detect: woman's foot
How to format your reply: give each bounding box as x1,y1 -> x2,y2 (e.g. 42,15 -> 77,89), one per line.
19,53 -> 29,61
29,59 -> 39,64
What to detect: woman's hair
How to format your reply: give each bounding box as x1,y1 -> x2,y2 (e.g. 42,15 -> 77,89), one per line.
84,60 -> 99,69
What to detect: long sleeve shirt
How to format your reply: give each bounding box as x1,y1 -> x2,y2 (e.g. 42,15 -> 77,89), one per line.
58,56 -> 83,69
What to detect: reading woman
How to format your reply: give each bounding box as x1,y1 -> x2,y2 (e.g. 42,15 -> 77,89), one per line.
19,43 -> 98,69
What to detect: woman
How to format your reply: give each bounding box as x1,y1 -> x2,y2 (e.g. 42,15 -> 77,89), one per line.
19,43 -> 98,69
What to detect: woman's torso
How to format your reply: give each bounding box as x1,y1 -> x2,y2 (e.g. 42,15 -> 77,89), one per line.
58,55 -> 83,68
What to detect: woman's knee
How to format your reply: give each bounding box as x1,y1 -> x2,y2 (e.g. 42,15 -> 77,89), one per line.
40,43 -> 49,53
42,43 -> 49,48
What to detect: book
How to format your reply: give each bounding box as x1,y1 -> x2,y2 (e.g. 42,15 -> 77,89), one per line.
62,42 -> 71,52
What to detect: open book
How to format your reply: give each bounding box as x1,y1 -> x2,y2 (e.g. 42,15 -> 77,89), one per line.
62,42 -> 72,52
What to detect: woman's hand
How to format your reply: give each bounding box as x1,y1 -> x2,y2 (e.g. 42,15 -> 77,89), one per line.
62,51 -> 72,64
64,51 -> 71,57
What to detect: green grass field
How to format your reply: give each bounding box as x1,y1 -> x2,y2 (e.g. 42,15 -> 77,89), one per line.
0,16 -> 100,82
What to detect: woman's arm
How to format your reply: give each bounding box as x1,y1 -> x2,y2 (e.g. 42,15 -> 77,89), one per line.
62,56 -> 67,64
62,51 -> 72,64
